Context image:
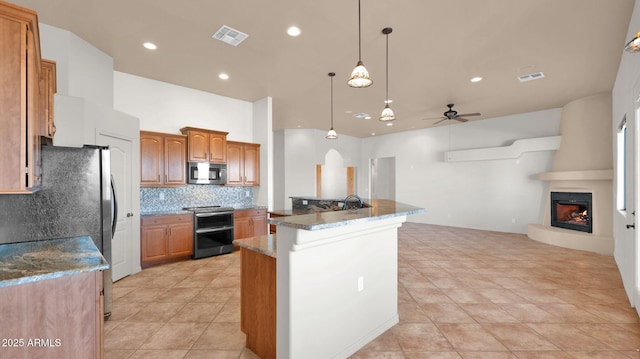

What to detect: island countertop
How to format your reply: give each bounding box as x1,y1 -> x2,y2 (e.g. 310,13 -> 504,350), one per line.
0,236 -> 109,288
268,199 -> 425,231
233,234 -> 276,258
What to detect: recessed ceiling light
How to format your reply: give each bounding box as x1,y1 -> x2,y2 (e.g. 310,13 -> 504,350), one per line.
287,26 -> 301,37
386,123 -> 393,127
371,133 -> 376,136
143,42 -> 157,50
218,73 -> 229,80
470,76 -> 483,82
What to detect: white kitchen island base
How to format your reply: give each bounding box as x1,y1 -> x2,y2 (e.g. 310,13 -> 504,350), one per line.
276,214 -> 407,359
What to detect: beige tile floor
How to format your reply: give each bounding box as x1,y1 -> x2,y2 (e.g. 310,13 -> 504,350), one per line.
106,223 -> 640,358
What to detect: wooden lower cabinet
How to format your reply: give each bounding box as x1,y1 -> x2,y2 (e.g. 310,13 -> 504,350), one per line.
0,270 -> 104,358
141,214 -> 193,267
240,248 -> 276,359
235,208 -> 267,240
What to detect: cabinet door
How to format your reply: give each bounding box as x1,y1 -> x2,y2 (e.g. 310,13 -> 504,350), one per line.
41,59 -> 56,138
234,216 -> 252,240
168,222 -> 193,257
243,144 -> 260,186
164,135 -> 187,186
0,19 -> 27,191
209,133 -> 227,163
252,215 -> 267,236
141,225 -> 169,262
140,133 -> 163,186
187,131 -> 209,162
226,142 -> 244,185
0,5 -> 42,193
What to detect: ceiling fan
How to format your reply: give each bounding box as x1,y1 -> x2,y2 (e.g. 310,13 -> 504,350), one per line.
425,104 -> 481,124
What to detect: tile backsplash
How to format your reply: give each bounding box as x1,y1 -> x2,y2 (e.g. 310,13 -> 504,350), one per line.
141,185 -> 253,213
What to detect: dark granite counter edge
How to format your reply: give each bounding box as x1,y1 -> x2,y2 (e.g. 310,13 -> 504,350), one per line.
0,236 -> 109,289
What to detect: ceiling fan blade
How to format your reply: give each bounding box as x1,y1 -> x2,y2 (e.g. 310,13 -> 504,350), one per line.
455,113 -> 481,117
422,116 -> 446,121
455,118 -> 469,122
433,118 -> 447,125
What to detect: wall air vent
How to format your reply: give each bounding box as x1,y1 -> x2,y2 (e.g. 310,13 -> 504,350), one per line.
212,25 -> 249,46
518,72 -> 545,83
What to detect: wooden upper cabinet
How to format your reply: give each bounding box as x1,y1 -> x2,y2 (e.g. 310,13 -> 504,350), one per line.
180,127 -> 228,163
140,131 -> 187,187
41,59 -> 57,138
0,1 -> 45,193
226,141 -> 260,186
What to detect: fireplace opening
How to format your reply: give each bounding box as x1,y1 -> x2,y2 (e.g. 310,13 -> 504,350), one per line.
550,192 -> 592,233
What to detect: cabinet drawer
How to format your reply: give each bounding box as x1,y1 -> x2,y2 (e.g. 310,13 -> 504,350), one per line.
235,208 -> 266,218
142,214 -> 193,226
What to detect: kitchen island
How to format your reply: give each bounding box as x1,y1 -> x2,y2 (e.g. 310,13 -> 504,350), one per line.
238,199 -> 424,359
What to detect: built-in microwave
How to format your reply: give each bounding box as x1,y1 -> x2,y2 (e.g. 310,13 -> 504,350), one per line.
188,162 -> 227,185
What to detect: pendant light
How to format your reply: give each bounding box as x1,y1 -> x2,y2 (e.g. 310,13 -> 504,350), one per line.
379,27 -> 395,122
347,0 -> 372,88
326,72 -> 338,139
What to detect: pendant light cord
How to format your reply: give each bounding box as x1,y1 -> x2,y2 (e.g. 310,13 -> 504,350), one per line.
331,74 -> 334,128
385,30 -> 389,101
358,0 -> 362,61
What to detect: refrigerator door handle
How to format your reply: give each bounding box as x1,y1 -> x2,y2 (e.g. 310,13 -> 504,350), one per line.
111,175 -> 118,236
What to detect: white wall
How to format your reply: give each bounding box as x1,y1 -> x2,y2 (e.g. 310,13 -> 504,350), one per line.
114,72 -> 253,139
252,97 -> 273,209
276,129 -> 362,209
39,23 -> 114,108
360,109 -> 562,234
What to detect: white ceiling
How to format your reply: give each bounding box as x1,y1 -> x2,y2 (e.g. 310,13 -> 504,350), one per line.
9,0 -> 636,138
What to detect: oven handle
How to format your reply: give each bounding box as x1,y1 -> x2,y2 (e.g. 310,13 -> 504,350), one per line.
195,226 -> 235,234
195,212 -> 234,218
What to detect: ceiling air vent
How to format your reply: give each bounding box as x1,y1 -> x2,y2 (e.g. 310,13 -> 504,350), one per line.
212,25 -> 249,46
518,72 -> 545,83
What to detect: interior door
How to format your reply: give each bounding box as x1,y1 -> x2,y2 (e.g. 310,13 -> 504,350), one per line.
370,157 -> 396,200
634,92 -> 640,314
97,131 -> 133,281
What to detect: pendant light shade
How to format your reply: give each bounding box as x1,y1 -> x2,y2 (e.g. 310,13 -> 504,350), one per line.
326,72 -> 338,139
347,0 -> 372,88
380,27 -> 395,122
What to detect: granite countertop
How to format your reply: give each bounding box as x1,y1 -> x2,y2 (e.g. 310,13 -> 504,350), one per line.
141,209 -> 193,217
141,205 -> 267,217
0,236 -> 109,288
268,199 -> 425,231
233,234 -> 276,258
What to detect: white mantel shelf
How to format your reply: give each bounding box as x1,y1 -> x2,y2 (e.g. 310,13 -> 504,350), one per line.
538,169 -> 613,181
444,136 -> 561,162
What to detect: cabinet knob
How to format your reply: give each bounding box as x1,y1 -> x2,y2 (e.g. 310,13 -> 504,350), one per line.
126,212 -> 134,218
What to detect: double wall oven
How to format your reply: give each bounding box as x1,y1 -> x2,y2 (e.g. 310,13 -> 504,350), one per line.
183,206 -> 235,259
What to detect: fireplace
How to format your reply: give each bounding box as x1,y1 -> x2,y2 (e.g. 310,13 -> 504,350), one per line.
550,192 -> 592,233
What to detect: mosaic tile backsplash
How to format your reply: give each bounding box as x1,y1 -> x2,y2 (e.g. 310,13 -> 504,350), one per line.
141,185 -> 254,213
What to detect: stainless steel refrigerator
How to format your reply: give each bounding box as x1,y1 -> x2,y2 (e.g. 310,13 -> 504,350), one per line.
0,144 -> 116,318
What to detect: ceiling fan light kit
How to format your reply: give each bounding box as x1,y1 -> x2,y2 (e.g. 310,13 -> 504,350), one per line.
625,31 -> 640,53
347,0 -> 372,88
326,72 -> 338,139
379,27 -> 395,122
